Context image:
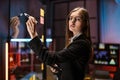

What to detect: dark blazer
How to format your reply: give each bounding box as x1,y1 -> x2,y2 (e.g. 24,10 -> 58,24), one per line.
28,34 -> 91,80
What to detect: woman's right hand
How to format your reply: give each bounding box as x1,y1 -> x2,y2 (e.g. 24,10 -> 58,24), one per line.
26,16 -> 38,39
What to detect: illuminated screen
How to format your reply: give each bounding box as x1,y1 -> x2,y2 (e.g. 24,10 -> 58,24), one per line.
93,43 -> 119,66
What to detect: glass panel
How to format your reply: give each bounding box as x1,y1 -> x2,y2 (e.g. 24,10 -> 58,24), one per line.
54,21 -> 66,36
54,3 -> 68,19
90,19 -> 98,43
86,0 -> 97,17
9,0 -> 48,80
10,0 -> 44,39
69,1 -> 84,11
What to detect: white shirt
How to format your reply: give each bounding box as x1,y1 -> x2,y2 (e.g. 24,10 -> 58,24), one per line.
70,33 -> 82,43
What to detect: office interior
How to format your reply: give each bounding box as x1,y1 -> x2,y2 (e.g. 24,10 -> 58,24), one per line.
0,0 -> 120,80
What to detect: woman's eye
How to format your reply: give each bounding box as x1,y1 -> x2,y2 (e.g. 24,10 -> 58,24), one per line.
69,17 -> 81,21
76,17 -> 81,21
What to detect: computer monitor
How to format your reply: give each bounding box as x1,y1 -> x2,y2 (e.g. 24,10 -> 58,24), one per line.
93,43 -> 119,66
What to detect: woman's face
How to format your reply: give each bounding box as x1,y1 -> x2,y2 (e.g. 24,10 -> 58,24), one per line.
69,10 -> 83,36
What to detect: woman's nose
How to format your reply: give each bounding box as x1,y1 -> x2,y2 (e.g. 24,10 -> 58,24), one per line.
71,18 -> 76,23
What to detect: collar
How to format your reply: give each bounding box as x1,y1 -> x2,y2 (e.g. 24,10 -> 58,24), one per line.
70,33 -> 82,42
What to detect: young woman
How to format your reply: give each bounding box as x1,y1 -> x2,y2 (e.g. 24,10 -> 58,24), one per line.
26,7 -> 92,80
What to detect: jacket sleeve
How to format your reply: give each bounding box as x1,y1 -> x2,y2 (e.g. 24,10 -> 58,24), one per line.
28,36 -> 91,65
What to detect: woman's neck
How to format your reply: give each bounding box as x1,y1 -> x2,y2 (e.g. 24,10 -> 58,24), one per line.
73,32 -> 82,37
70,32 -> 82,42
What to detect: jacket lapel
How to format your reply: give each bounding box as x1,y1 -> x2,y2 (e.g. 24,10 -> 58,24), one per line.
65,34 -> 86,48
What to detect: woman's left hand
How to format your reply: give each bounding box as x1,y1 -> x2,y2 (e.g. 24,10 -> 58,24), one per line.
50,64 -> 59,74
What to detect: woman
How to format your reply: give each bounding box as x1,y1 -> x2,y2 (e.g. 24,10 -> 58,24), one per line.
26,7 -> 92,80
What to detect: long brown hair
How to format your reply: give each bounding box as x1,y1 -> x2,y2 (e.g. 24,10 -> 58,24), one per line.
65,7 -> 91,46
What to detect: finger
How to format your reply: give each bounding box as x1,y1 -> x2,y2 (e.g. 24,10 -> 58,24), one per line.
26,22 -> 31,34
29,16 -> 38,24
30,16 -> 35,23
50,67 -> 58,73
26,20 -> 34,33
30,18 -> 36,32
10,17 -> 20,26
10,21 -> 16,27
54,64 -> 58,67
10,18 -> 16,24
28,18 -> 34,29
10,20 -> 19,27
29,17 -> 37,33
26,16 -> 38,38
33,18 -> 38,24
26,20 -> 31,30
51,68 -> 56,72
10,16 -> 18,22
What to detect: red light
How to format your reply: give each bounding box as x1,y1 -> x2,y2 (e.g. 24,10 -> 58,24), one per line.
109,73 -> 114,79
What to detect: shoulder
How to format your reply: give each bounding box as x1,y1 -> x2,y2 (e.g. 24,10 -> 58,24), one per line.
73,34 -> 91,47
67,39 -> 90,50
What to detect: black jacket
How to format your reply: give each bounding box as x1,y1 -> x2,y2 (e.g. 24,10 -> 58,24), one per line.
28,34 -> 91,80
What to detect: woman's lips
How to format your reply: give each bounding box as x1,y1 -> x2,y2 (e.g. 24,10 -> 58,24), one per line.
70,25 -> 75,27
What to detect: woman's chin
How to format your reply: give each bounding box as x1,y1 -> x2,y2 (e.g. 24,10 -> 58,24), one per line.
69,27 -> 74,32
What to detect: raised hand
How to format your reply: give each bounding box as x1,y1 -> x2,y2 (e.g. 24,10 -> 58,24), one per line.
26,16 -> 38,39
10,16 -> 20,38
